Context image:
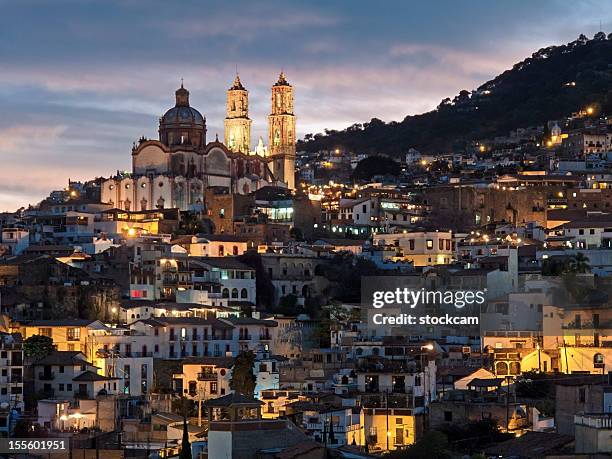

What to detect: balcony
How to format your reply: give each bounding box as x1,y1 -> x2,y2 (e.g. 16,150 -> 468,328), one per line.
39,372 -> 55,381
197,372 -> 218,381
239,334 -> 252,341
259,334 -> 272,341
574,413 -> 612,429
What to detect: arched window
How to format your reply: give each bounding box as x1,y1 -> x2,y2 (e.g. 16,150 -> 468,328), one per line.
496,362 -> 509,375
231,288 -> 239,299
233,245 -> 239,255
509,361 -> 521,375
240,288 -> 248,299
222,288 -> 229,298
594,353 -> 605,368
218,245 -> 225,256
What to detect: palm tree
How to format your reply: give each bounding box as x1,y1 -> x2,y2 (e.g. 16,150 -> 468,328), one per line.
568,252 -> 591,274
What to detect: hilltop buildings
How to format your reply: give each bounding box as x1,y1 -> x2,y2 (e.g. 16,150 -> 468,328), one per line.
101,73 -> 297,214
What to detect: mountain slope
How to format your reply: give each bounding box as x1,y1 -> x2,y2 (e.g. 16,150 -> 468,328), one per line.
298,33 -> 612,156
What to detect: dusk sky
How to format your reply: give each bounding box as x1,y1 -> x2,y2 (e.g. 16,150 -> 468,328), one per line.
1,0 -> 612,211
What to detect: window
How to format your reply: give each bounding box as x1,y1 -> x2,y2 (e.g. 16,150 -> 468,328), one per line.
426,239 -> 434,250
444,411 -> 453,422
59,384 -> 65,392
579,387 -> 586,403
67,327 -> 80,341
409,239 -> 415,250
496,362 -> 508,375
38,328 -> 52,338
241,288 -> 248,299
210,382 -> 218,394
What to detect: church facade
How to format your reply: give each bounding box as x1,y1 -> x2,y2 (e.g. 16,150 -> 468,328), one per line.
101,73 -> 296,212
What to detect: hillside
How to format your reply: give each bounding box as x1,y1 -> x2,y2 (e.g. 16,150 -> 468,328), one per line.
298,33 -> 612,156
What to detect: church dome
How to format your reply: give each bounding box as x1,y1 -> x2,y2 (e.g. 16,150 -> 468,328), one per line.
161,83 -> 205,127
159,83 -> 207,149
161,105 -> 205,126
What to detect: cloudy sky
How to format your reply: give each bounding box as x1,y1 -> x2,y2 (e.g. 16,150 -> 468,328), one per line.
1,0 -> 611,211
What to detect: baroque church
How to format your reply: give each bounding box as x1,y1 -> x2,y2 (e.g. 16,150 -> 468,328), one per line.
101,72 -> 296,212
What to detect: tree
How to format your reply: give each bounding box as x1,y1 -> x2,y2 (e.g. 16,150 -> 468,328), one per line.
179,417 -> 192,459
385,431 -> 452,459
440,419 -> 511,453
174,211 -> 211,236
237,250 -> 275,309
23,335 -> 53,361
290,227 -> 304,241
276,294 -> 301,315
173,396 -> 196,417
568,252 -> 590,273
230,351 -> 256,396
352,156 -> 401,181
319,253 -> 379,302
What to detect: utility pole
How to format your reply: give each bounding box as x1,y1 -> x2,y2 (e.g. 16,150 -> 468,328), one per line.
505,376 -> 511,432
385,388 -> 389,451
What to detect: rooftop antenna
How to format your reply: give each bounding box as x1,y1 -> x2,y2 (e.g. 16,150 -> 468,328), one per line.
180,77 -> 184,88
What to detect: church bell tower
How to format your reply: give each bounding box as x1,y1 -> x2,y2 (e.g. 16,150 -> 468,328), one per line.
268,72 -> 296,189
224,74 -> 252,154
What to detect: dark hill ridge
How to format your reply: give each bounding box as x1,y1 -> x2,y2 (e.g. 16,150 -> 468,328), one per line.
298,33 -> 612,156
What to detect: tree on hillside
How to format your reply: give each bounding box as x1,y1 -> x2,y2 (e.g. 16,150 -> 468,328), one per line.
23,335 -> 53,360
352,156 -> 401,181
297,36 -> 612,156
230,351 -> 256,396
